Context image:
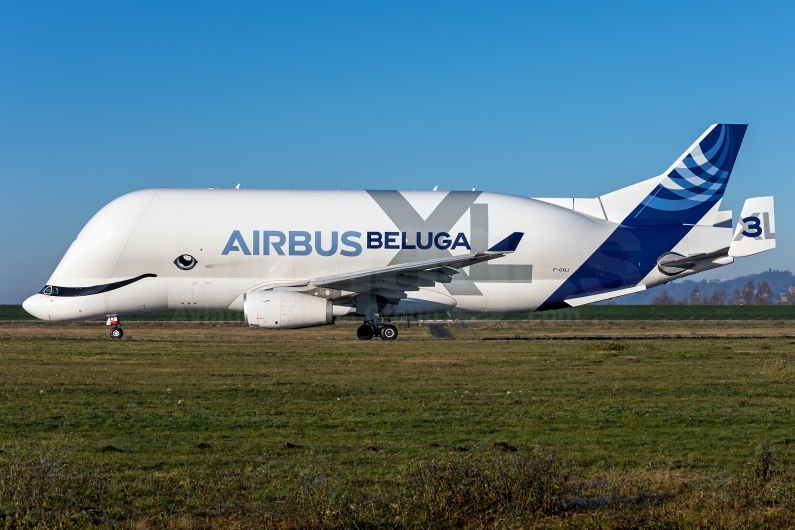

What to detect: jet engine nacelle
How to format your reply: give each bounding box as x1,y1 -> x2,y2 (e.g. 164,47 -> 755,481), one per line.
243,290 -> 332,329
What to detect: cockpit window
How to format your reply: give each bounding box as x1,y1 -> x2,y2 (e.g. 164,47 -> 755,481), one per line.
36,274 -> 156,297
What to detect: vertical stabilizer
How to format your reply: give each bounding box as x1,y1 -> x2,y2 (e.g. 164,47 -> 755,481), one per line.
623,124 -> 747,226
539,124 -> 750,310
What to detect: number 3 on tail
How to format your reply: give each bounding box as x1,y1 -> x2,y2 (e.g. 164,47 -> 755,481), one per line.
741,216 -> 762,238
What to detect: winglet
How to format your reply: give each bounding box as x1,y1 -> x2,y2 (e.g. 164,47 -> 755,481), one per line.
488,232 -> 524,252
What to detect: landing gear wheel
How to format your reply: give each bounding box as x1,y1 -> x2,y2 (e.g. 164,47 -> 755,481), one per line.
110,326 -> 123,340
357,324 -> 374,341
380,324 -> 398,341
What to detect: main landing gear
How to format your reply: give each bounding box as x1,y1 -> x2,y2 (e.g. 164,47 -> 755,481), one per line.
107,316 -> 123,340
357,318 -> 398,341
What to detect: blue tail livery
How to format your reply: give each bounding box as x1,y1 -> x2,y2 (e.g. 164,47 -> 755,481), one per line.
538,124 -> 756,310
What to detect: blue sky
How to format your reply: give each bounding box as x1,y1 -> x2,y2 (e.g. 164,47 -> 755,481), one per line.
1,1 -> 792,303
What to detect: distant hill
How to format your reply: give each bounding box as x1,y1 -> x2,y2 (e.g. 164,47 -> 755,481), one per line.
611,269 -> 794,305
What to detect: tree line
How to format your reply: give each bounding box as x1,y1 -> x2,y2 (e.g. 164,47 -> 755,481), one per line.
651,281 -> 795,305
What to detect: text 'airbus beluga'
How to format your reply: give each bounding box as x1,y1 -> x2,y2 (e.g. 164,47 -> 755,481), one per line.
23,124 -> 775,340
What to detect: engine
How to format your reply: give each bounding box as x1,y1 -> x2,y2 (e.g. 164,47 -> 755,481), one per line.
243,290 -> 333,329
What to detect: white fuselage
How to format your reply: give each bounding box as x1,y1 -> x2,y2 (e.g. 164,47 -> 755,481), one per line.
22,187 -> 733,323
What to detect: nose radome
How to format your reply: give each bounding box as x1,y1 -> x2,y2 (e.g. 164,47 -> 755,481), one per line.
22,295 -> 48,321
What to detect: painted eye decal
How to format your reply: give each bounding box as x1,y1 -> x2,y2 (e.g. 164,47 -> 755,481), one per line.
174,254 -> 198,270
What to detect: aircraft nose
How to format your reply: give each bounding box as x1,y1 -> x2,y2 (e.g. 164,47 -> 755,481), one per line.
22,294 -> 49,321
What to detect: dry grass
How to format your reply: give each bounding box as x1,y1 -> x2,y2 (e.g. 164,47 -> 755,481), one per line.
4,442 -> 795,528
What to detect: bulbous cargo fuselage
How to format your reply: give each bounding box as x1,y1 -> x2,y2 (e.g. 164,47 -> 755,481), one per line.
22,188 -> 618,322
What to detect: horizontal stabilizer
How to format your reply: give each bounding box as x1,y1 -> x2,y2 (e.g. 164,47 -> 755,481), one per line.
657,248 -> 732,275
729,197 -> 775,257
488,232 -> 524,252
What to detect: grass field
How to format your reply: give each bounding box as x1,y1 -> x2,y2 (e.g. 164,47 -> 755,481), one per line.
2,321 -> 795,528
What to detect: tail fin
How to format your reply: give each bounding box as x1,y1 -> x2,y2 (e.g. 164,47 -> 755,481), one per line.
539,124 -> 751,310
625,124 -> 747,225
729,197 -> 776,257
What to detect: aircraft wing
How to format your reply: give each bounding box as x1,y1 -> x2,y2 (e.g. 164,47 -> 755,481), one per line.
309,232 -> 524,302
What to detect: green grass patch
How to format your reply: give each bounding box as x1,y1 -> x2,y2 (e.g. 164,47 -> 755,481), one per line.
2,328 -> 795,526
0,305 -> 36,320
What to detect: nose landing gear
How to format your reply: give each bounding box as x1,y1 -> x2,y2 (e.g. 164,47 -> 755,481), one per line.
107,316 -> 123,340
356,317 -> 398,341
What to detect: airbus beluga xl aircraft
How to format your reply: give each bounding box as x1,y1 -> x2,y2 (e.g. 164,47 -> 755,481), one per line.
23,124 -> 775,340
